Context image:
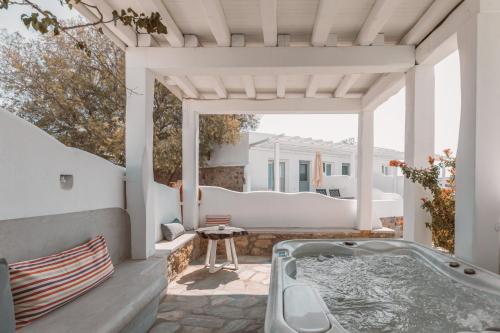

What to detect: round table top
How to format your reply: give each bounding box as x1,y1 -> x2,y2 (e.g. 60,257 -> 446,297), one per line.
196,226 -> 248,240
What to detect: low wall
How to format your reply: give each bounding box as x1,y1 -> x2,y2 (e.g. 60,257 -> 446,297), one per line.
0,110 -> 125,220
199,186 -> 403,230
155,183 -> 182,242
200,186 -> 359,229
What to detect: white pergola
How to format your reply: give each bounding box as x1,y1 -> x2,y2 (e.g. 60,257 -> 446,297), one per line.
77,0 -> 500,273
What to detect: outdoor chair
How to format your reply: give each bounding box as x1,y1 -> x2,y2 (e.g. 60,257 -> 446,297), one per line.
316,189 -> 327,196
329,189 -> 341,198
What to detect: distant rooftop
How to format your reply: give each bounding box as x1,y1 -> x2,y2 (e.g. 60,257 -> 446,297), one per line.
248,132 -> 403,157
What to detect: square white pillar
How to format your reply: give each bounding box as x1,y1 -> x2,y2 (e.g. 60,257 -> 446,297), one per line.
182,101 -> 199,230
455,0 -> 500,273
125,63 -> 156,259
274,142 -> 280,192
356,110 -> 374,230
403,65 -> 434,246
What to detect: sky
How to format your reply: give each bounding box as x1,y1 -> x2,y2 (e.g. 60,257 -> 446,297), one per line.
0,2 -> 462,154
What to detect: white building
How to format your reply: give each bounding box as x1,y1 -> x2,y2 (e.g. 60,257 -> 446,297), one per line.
208,132 -> 404,195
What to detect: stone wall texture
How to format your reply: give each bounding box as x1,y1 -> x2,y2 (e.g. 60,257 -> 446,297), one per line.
380,216 -> 404,238
166,237 -> 205,282
166,229 -> 396,280
197,229 -> 396,257
199,166 -> 245,192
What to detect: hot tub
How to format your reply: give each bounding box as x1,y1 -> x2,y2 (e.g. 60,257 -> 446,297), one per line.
265,239 -> 500,333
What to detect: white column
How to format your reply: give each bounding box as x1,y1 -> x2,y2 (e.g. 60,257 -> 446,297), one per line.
274,142 -> 280,192
125,62 -> 156,259
182,101 -> 199,230
403,65 -> 434,246
350,151 -> 356,179
356,110 -> 374,230
455,0 -> 500,273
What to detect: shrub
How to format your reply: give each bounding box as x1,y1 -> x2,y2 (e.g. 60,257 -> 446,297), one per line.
390,149 -> 455,252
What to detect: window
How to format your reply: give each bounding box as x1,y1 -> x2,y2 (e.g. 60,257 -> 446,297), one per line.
341,163 -> 350,176
268,160 -> 285,192
323,162 -> 332,176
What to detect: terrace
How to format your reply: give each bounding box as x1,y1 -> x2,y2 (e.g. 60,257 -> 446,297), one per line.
1,0 -> 500,332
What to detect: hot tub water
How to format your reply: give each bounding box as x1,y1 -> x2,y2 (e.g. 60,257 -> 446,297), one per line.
295,254 -> 500,333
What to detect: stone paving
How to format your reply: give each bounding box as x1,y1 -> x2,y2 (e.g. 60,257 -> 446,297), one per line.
149,256 -> 271,333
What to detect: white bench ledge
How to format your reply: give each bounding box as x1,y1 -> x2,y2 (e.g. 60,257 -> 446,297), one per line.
154,232 -> 196,258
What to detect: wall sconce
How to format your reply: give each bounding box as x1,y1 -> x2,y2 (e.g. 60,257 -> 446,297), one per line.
60,174 -> 73,190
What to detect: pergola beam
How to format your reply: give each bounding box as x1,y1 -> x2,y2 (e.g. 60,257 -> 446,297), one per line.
128,45 -> 415,76
260,0 -> 277,46
305,75 -> 322,98
201,0 -> 231,47
415,0 -> 470,65
356,0 -> 399,46
311,0 -> 342,46
334,74 -> 361,97
276,76 -> 286,98
212,77 -> 228,99
170,76 -> 199,99
185,98 -> 361,114
148,0 -> 185,47
362,73 -> 404,111
242,75 -> 256,98
400,0 -> 462,46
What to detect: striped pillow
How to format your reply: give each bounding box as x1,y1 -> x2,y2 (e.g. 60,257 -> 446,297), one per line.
205,215 -> 231,226
9,235 -> 114,329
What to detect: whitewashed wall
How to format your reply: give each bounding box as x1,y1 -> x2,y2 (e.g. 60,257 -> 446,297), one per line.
0,110 -> 181,236
0,110 -> 126,220
199,186 -> 401,230
373,173 -> 405,196
154,183 -> 181,242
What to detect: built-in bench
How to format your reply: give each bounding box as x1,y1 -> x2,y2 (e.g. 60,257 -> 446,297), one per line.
155,232 -> 205,282
0,208 -> 166,333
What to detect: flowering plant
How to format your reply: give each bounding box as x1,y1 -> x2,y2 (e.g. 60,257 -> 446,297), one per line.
390,149 -> 456,252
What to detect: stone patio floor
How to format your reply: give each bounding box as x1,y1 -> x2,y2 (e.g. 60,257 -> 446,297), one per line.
149,256 -> 271,333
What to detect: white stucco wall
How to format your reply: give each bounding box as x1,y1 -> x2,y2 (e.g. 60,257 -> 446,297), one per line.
0,110 -> 182,244
0,110 -> 126,220
154,183 -> 181,242
206,133 -> 249,167
199,186 -> 399,230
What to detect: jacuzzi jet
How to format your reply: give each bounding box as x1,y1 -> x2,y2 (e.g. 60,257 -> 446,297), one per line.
464,268 -> 476,275
449,261 -> 460,268
344,241 -> 356,246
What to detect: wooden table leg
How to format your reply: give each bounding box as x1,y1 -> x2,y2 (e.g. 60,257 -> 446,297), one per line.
230,238 -> 239,270
209,240 -> 218,273
224,238 -> 232,262
205,239 -> 212,266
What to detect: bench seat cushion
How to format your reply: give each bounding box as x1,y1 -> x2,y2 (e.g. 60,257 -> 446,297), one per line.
19,257 -> 166,333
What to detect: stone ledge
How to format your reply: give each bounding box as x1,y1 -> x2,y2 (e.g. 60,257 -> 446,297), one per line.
154,232 -> 197,258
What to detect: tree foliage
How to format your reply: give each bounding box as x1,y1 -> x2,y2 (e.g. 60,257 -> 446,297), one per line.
390,149 -> 456,252
0,24 -> 258,182
0,0 -> 167,54
153,83 -> 258,183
